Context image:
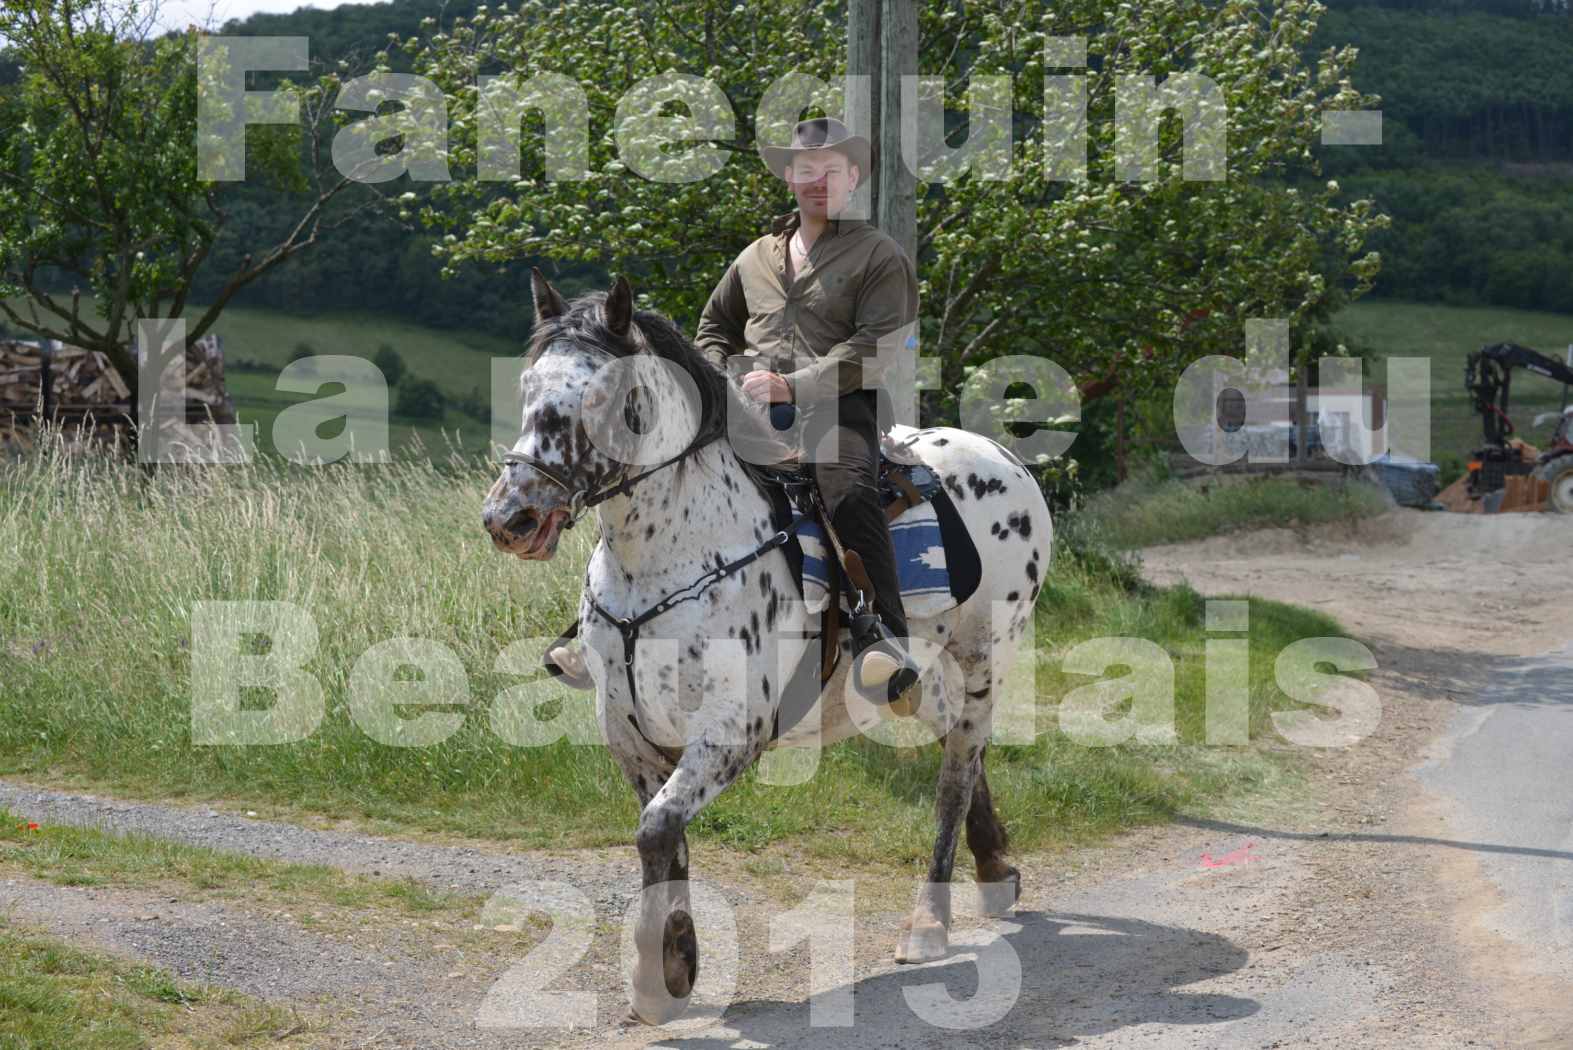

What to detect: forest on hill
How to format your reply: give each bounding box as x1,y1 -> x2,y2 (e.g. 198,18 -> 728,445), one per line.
212,0 -> 1573,323
4,0 -> 1572,334
1314,1 -> 1573,311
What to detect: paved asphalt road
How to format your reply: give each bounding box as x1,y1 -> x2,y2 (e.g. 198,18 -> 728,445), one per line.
1418,641 -> 1573,983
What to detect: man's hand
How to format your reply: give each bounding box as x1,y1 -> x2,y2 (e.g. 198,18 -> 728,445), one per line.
740,370 -> 793,404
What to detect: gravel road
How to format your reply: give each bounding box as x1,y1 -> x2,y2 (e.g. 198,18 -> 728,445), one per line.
3,509 -> 1568,1048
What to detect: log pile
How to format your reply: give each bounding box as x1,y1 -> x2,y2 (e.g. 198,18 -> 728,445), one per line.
0,333 -> 237,456
0,341 -> 131,404
149,332 -> 237,427
0,340 -> 133,452
138,333 -> 245,462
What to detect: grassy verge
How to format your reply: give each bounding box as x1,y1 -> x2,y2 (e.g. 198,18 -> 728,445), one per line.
1068,474 -> 1392,551
0,807 -> 462,920
0,926 -> 310,1049
0,448 -> 1357,868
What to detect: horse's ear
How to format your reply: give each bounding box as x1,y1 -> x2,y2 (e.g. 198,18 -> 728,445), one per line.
531,267 -> 567,322
605,275 -> 633,339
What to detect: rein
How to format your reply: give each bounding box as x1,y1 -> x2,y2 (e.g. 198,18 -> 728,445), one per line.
501,441 -> 709,530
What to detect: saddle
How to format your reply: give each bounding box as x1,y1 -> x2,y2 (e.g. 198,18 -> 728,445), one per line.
544,425 -> 981,741
704,424 -> 981,731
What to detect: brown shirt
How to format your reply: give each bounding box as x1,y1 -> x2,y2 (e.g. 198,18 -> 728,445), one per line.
693,210 -> 919,401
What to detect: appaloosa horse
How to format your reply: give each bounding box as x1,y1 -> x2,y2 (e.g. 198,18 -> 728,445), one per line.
482,270 -> 1053,1024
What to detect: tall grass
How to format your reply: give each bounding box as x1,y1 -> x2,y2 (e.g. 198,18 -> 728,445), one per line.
1,439 -> 1350,865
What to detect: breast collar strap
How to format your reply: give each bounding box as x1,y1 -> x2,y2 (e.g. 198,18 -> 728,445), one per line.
514,332 -> 807,749
580,511 -> 810,751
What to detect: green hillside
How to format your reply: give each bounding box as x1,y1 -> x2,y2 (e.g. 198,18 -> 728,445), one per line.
172,297 -> 1573,473
208,305 -> 527,460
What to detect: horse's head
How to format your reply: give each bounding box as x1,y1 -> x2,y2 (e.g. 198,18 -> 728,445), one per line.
482,269 -> 710,560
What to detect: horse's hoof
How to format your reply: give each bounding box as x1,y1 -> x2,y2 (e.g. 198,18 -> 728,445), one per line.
895,919 -> 949,963
625,910 -> 698,1026
976,866 -> 1021,917
664,911 -> 698,999
626,989 -> 691,1027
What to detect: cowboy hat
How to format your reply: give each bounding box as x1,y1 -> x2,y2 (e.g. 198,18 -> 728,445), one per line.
758,116 -> 872,179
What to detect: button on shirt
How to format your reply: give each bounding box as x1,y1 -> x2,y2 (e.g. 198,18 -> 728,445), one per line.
694,209 -> 920,401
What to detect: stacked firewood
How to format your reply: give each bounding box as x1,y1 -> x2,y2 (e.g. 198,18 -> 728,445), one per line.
0,340 -> 130,404
140,333 -> 245,462
0,333 -> 236,455
0,340 -> 133,452
141,332 -> 237,425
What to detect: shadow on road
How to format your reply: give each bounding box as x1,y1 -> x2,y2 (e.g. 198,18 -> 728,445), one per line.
644,910 -> 1256,1049
1175,642 -> 1573,863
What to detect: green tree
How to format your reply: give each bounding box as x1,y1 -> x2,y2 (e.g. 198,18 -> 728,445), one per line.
401,0 -> 1387,415
395,376 -> 447,420
373,343 -> 405,385
0,0 -> 381,402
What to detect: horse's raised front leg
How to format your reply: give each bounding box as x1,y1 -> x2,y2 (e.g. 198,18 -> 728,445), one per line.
628,739 -> 760,1025
896,717 -> 988,963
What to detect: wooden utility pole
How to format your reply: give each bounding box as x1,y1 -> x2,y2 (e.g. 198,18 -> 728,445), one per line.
849,0 -> 918,423
848,0 -> 880,196
848,0 -> 917,261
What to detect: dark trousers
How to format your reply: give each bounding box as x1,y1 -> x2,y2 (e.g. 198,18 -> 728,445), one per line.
798,389 -> 910,639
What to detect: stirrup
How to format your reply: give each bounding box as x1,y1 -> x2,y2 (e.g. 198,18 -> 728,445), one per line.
849,607 -> 922,715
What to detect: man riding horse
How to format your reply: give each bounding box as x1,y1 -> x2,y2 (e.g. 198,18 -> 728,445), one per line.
694,115 -> 923,703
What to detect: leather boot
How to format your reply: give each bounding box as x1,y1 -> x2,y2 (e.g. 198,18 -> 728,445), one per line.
838,535 -> 923,712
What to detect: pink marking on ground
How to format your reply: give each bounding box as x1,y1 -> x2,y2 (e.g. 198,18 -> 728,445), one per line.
1200,842 -> 1260,868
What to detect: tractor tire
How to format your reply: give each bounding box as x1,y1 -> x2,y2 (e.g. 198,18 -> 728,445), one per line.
1542,456 -> 1573,514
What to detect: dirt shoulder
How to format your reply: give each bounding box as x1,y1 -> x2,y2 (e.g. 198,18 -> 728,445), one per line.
1138,507 -> 1573,1048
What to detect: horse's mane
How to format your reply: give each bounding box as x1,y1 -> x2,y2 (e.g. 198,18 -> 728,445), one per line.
524,291 -> 789,502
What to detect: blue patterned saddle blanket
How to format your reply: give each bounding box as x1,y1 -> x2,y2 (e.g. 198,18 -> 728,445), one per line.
794,462 -> 981,618
797,503 -> 956,618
